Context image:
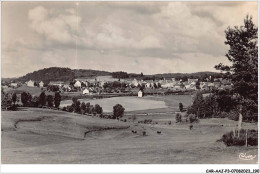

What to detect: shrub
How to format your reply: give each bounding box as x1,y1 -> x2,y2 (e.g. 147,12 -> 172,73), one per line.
179,103 -> 184,112
95,104 -> 103,115
54,92 -> 61,108
168,121 -> 172,125
228,111 -> 239,121
188,114 -> 198,123
218,112 -> 229,118
46,95 -> 54,107
132,115 -> 137,122
221,129 -> 258,146
176,113 -> 182,123
113,104 -> 125,119
67,106 -> 73,112
138,119 -> 152,124
62,107 -> 67,111
142,131 -> 146,136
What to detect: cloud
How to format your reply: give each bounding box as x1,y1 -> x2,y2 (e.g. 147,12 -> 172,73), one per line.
28,6 -> 81,44
1,2 -> 258,77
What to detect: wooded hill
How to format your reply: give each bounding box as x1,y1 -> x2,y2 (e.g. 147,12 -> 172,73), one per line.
3,67 -> 111,84
2,67 -> 222,84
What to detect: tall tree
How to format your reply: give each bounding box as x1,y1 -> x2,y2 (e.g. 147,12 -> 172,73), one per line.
39,92 -> 46,106
215,15 -> 258,128
21,92 -> 31,106
54,92 -> 61,108
46,95 -> 54,107
113,104 -> 125,120
12,93 -> 17,106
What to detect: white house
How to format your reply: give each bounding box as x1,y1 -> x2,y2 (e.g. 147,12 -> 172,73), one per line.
62,85 -> 71,92
188,79 -> 198,84
27,80 -> 35,87
138,90 -> 143,97
74,81 -> 81,88
83,88 -> 90,95
39,81 -> 44,87
10,83 -> 18,88
132,79 -> 139,87
49,81 -> 64,87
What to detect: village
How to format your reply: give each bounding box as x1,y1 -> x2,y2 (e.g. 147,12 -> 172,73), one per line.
2,75 -> 233,99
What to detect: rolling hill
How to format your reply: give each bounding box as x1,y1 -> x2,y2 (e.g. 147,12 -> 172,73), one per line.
5,67 -> 111,84
2,67 -> 222,84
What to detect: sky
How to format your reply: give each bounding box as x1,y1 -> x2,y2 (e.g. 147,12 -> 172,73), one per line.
1,1 -> 258,78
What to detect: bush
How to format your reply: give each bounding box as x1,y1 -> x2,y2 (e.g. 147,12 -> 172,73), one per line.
188,114 -> 199,123
113,104 -> 125,119
168,121 -> 172,125
228,111 -> 239,121
138,119 -> 152,124
62,107 -> 67,111
218,112 -> 229,118
176,113 -> 182,123
67,106 -> 73,112
221,129 -> 258,146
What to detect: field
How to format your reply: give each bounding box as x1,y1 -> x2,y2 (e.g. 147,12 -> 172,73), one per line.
60,96 -> 169,112
3,85 -> 54,96
2,105 -> 258,164
60,95 -> 192,113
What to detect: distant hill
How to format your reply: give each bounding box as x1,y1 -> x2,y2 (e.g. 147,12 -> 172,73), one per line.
7,67 -> 111,84
2,67 -> 222,84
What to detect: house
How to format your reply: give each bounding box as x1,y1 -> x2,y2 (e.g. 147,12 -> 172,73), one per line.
74,81 -> 81,88
188,79 -> 198,84
49,81 -> 64,87
138,90 -> 144,97
10,83 -> 18,88
213,82 -> 221,88
132,79 -> 139,87
214,78 -> 223,82
62,85 -> 71,92
161,80 -> 175,88
27,80 -> 35,87
83,88 -> 90,95
39,81 -> 44,87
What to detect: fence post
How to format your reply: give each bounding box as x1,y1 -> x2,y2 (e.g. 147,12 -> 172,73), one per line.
245,129 -> 248,147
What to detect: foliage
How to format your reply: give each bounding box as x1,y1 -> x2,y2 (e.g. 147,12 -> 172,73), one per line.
21,92 -> 32,106
46,95 -> 54,107
80,102 -> 87,114
214,90 -> 237,112
190,92 -> 206,118
72,99 -> 81,113
11,93 -> 17,106
94,104 -> 103,114
113,104 -> 125,119
111,71 -> 129,79
176,113 -> 182,123
31,96 -> 39,107
215,15 -> 258,118
138,119 -> 153,124
54,92 -> 61,108
179,103 -> 183,112
227,111 -> 239,121
39,92 -> 46,106
1,92 -> 12,109
221,129 -> 258,146
16,67 -> 110,84
188,114 -> 199,123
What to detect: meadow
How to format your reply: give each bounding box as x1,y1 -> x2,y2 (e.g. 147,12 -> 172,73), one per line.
1,105 -> 258,164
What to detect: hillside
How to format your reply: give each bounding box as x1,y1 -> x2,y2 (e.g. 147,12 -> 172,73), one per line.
8,67 -> 111,84
2,67 -> 222,84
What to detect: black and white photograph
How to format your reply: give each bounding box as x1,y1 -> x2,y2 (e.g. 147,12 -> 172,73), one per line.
1,0 -> 259,171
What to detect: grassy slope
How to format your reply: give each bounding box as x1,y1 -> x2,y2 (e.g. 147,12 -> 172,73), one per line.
1,108 -> 258,164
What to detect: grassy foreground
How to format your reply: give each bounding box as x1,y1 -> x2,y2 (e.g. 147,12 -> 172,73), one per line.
1,108 -> 258,164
